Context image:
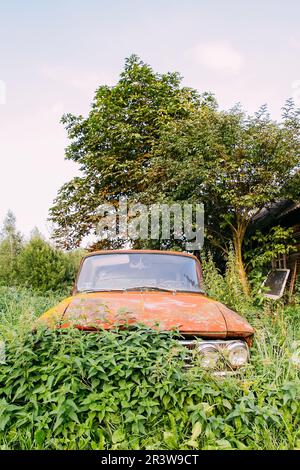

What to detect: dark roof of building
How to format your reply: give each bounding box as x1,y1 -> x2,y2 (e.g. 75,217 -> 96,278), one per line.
249,200 -> 300,234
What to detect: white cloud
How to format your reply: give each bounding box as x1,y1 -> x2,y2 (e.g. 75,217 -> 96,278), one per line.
187,40 -> 244,73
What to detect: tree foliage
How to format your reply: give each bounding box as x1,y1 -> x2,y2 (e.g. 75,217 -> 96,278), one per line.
49,55 -> 204,248
147,102 -> 300,293
49,56 -> 300,294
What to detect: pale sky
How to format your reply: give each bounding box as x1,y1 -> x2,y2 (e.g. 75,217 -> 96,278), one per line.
0,0 -> 299,238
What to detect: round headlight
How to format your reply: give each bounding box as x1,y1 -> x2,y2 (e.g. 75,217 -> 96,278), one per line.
226,342 -> 249,368
198,344 -> 220,369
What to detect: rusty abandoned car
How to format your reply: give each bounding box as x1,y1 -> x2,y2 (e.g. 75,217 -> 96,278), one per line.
37,250 -> 254,372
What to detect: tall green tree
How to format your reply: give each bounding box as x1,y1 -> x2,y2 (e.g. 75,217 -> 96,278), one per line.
0,211 -> 23,284
50,56 -> 300,295
146,102 -> 300,294
49,55 -> 203,248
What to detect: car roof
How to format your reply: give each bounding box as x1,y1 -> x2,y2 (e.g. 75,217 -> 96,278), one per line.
83,249 -> 199,262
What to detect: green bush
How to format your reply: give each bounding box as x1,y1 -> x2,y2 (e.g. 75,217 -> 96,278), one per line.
0,287 -> 299,450
201,250 -> 253,314
16,237 -> 82,293
0,212 -> 84,293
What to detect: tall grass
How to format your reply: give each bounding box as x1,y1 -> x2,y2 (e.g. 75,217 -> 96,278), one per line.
0,286 -> 299,450
0,287 -> 64,339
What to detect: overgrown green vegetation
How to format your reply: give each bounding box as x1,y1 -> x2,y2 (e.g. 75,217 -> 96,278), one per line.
0,286 -> 299,450
49,55 -> 300,295
0,55 -> 298,451
0,211 -> 83,294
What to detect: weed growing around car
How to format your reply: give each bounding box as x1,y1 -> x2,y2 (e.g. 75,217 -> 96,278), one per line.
0,287 -> 299,450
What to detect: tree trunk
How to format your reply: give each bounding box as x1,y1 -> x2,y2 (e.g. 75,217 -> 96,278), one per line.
232,220 -> 250,297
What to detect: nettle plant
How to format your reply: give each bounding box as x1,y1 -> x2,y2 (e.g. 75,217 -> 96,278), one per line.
244,226 -> 296,272
0,318 -> 299,450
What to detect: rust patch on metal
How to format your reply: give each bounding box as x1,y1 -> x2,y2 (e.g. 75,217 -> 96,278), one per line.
37,291 -> 254,342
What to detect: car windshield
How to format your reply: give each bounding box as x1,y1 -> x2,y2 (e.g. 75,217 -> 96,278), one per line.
76,253 -> 202,293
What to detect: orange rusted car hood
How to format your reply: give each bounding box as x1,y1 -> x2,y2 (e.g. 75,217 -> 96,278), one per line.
37,291 -> 254,341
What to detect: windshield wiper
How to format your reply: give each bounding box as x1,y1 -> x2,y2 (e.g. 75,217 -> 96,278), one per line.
125,286 -> 205,294
123,286 -> 205,293
124,286 -> 176,293
79,289 -> 126,293
79,287 -> 205,294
